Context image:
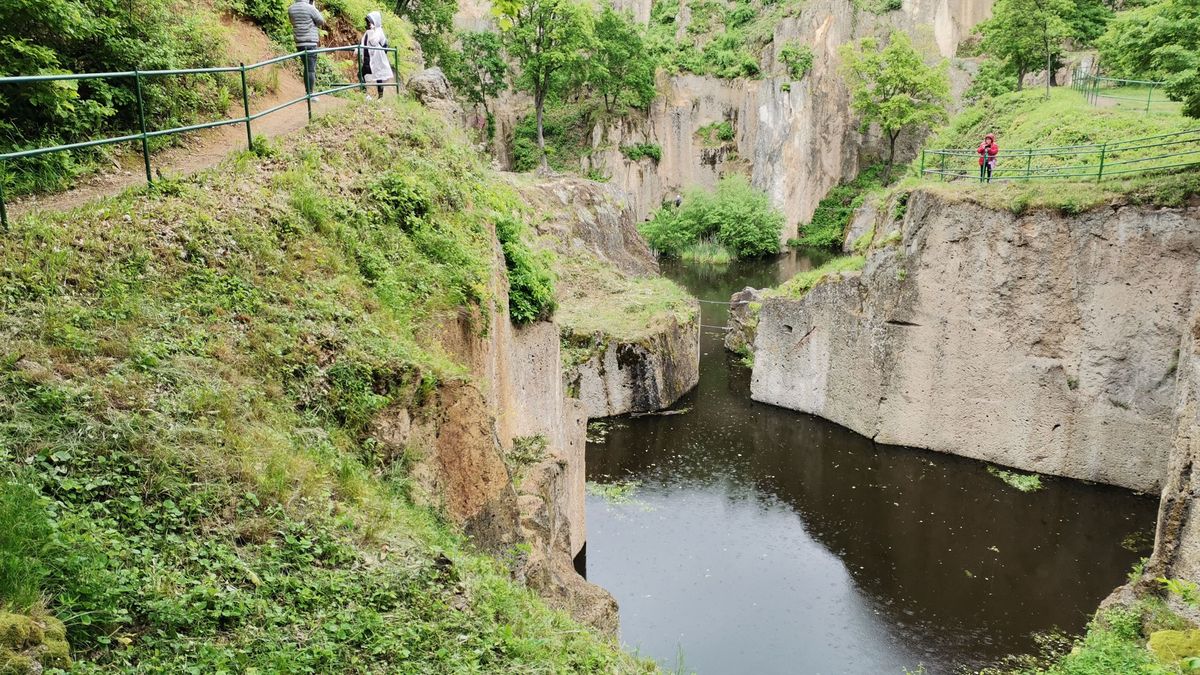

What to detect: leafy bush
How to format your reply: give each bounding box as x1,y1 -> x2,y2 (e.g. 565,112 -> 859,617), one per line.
697,120 -> 736,146
793,165 -> 884,249
779,41 -> 814,80
964,58 -> 1019,103
620,143 -> 662,162
496,216 -> 557,324
0,0 -> 235,195
512,102 -> 599,173
640,175 -> 782,259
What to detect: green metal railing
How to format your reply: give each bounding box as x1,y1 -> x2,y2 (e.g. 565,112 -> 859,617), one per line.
0,44 -> 402,229
919,128 -> 1200,183
1072,68 -> 1176,114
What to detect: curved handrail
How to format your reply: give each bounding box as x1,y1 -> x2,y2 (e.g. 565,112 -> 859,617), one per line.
0,44 -> 403,228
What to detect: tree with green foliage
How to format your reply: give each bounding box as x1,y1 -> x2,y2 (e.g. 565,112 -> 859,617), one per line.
840,32 -> 950,182
591,6 -> 657,112
964,58 -> 1020,102
639,175 -> 782,259
495,0 -> 594,169
393,0 -> 458,65
445,31 -> 508,129
977,0 -> 1073,95
1099,0 -> 1200,118
1065,0 -> 1115,45
779,41 -> 815,80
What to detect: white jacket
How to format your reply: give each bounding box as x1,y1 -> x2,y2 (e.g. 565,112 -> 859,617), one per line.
362,12 -> 394,83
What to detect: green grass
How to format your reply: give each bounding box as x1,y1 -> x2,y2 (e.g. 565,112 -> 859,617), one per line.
681,238 -> 733,264
986,466 -> 1044,493
770,256 -> 866,299
0,99 -> 649,673
553,250 -> 697,343
791,165 -> 885,249
919,88 -> 1196,183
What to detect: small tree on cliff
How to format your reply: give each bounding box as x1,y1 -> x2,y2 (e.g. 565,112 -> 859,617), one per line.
840,32 -> 950,183
495,0 -> 594,169
978,0 -> 1073,96
445,31 -> 509,134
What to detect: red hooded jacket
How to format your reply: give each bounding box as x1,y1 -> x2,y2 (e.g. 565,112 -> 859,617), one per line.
978,135 -> 998,167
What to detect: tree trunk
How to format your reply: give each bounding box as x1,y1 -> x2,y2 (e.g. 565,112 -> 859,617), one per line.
883,131 -> 899,184
535,92 -> 547,170
1045,30 -> 1052,99
1016,66 -> 1026,91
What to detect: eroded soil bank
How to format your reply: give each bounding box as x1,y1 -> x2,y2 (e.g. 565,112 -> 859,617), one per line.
584,255 -> 1157,673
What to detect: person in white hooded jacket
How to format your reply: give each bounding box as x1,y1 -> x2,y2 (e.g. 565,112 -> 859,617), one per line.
358,11 -> 394,99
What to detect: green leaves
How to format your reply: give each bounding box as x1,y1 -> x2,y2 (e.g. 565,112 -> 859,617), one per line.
840,32 -> 950,178
1098,0 -> 1200,118
495,215 -> 556,325
639,175 -> 783,259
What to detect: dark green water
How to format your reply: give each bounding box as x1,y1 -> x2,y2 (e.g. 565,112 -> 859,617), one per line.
583,252 -> 1158,674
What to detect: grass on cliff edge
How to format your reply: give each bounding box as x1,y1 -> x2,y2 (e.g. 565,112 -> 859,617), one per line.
769,256 -> 866,300
905,87 -> 1200,213
0,98 -> 651,673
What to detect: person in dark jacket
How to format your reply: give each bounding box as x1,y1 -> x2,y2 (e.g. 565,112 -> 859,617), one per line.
978,133 -> 998,183
289,0 -> 326,97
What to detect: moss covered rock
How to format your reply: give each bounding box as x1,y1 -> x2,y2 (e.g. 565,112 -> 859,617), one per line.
1148,628 -> 1200,666
0,611 -> 71,674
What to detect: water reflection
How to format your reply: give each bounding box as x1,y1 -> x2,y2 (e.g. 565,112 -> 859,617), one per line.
584,252 -> 1157,674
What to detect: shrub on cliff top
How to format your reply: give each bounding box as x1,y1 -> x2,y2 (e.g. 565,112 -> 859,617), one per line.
496,215 -> 557,324
640,175 -> 783,259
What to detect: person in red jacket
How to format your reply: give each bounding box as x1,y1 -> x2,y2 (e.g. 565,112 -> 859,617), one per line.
978,133 -> 998,183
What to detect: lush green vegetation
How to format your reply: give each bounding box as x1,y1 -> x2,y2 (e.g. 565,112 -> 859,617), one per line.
697,121 -> 736,146
496,0 -> 656,168
770,256 -> 866,299
681,238 -> 733,264
621,143 -> 663,162
779,42 -> 815,80
497,215 -> 558,324
1098,0 -> 1200,117
791,165 -> 885,249
841,32 -> 951,181
0,100 -> 650,673
645,0 -> 800,80
512,101 -> 605,172
640,175 -> 783,259
987,466 -> 1044,492
0,0 -> 232,195
444,30 -> 508,135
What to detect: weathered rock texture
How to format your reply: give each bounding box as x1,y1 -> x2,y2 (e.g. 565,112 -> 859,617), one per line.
1146,312 -> 1200,586
512,176 -> 701,418
566,318 -> 701,418
725,287 -> 763,355
752,189 -> 1200,493
582,0 -> 992,239
372,223 -> 617,631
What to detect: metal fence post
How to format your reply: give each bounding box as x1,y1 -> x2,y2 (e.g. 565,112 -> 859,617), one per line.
356,46 -> 364,94
240,63 -> 253,150
919,150 -> 925,177
939,152 -> 946,182
1097,143 -> 1108,181
1147,83 -> 1154,114
0,159 -> 8,232
1025,148 -> 1033,179
393,47 -> 400,90
134,69 -> 153,186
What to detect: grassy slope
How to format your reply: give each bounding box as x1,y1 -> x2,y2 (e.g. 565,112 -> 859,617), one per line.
553,252 -> 697,342
907,88 -> 1200,212
0,99 -> 651,673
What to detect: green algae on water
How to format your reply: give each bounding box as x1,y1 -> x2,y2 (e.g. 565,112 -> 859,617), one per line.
987,466 -> 1044,492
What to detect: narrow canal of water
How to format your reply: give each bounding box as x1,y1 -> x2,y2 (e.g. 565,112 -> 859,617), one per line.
583,253 -> 1159,674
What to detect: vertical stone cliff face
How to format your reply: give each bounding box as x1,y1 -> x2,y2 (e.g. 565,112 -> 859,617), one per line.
372,229 -> 616,632
453,0 -> 990,239
514,176 -> 702,418
586,0 -> 992,238
750,189 -> 1200,493
1147,313 -> 1200,585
